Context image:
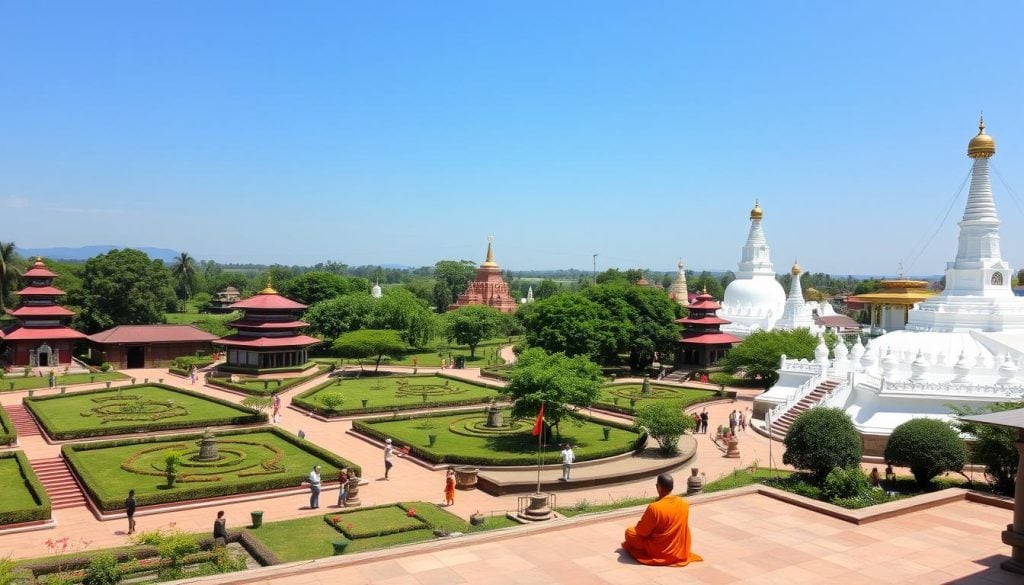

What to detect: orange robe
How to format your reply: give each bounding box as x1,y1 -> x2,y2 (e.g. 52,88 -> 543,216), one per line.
444,476 -> 456,501
622,495 -> 702,567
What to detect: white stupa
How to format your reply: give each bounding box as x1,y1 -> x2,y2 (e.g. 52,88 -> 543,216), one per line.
758,118 -> 1024,452
668,259 -> 689,307
371,279 -> 383,299
775,261 -> 817,330
719,201 -> 787,337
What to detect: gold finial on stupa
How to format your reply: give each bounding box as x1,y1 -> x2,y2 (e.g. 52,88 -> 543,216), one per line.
750,199 -> 763,220
481,235 -> 498,267
968,114 -> 996,158
258,275 -> 277,295
791,259 -> 802,276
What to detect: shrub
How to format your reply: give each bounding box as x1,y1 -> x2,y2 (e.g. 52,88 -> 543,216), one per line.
951,402 -> 1020,496
632,401 -> 694,455
320,392 -> 345,412
782,408 -> 862,483
821,466 -> 870,501
884,418 -> 966,489
82,553 -> 121,585
99,362 -> 113,373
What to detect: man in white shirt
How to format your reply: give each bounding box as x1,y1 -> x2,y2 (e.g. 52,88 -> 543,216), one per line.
305,465 -> 322,509
560,444 -> 575,481
384,438 -> 402,480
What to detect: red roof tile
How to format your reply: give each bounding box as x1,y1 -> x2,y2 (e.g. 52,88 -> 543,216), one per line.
15,286 -> 66,296
88,325 -> 220,344
230,294 -> 306,311
227,319 -> 309,330
2,326 -> 87,341
675,316 -> 731,326
217,334 -> 321,348
814,315 -> 861,329
7,306 -> 75,318
679,332 -> 742,345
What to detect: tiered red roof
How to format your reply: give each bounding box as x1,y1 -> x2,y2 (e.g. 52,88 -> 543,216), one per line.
216,285 -> 320,353
678,291 -> 741,346
1,259 -> 86,355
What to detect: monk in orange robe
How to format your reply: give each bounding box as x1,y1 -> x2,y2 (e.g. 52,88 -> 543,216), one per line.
622,473 -> 702,566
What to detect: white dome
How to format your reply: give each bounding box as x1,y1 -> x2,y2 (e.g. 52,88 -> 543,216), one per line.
371,283 -> 383,299
722,277 -> 785,316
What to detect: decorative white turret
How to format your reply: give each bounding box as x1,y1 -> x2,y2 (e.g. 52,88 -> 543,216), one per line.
776,261 -> 816,330
526,286 -> 534,303
668,259 -> 688,307
371,279 -> 383,299
720,201 -> 787,337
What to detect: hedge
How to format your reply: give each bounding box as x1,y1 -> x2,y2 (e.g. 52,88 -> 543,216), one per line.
61,427 -> 360,512
352,411 -> 647,466
291,373 -> 507,417
207,365 -> 330,396
479,366 -> 512,381
0,450 -> 51,526
216,362 -> 320,375
593,389 -> 736,416
24,383 -> 268,440
0,404 -> 16,446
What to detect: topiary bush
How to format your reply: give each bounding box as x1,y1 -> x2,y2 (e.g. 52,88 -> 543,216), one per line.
821,466 -> 870,501
884,418 -> 966,489
782,407 -> 862,483
632,401 -> 694,456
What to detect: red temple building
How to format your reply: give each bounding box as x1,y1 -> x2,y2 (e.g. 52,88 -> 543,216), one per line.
1,258 -> 86,369
216,281 -> 320,374
674,289 -> 741,367
449,238 -> 517,313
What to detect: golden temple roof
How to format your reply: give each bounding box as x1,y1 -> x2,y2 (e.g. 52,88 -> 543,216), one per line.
968,115 -> 996,159
791,260 -> 801,276
750,199 -> 763,220
481,237 -> 498,268
258,276 -> 278,295
847,279 -> 935,306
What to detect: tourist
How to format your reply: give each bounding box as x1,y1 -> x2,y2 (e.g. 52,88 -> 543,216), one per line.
272,393 -> 282,421
692,412 -> 701,432
869,467 -> 881,488
189,366 -> 198,385
443,468 -> 456,506
213,510 -> 227,545
125,489 -> 137,535
699,410 -> 709,434
48,369 -> 56,388
298,429 -> 306,440
885,464 -> 896,483
304,465 -> 322,509
622,473 -> 702,566
337,468 -> 350,507
729,410 -> 738,434
739,411 -> 747,432
560,443 -> 575,481
384,438 -> 402,480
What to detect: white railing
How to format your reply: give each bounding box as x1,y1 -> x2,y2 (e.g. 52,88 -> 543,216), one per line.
880,379 -> 1024,398
779,359 -> 823,374
765,372 -> 823,425
817,380 -> 849,408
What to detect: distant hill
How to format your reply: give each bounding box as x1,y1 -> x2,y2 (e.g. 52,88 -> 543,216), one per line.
17,245 -> 181,262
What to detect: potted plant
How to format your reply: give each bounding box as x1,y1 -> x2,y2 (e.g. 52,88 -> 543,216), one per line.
331,539 -> 350,555
165,452 -> 182,488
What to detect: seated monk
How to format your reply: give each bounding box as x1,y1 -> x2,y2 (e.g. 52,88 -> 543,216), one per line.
622,473 -> 702,567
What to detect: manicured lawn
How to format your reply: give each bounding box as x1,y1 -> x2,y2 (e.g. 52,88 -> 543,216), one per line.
703,467 -> 793,493
25,385 -> 263,440
316,336 -> 518,368
164,310 -> 240,337
0,457 -> 41,513
294,375 -> 501,415
0,372 -> 128,392
594,383 -> 717,414
208,365 -> 329,396
252,501 -> 517,562
0,451 -> 50,526
63,428 -> 356,511
356,410 -> 642,465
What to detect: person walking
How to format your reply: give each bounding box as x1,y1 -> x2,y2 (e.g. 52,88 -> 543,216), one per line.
443,468 -> 456,506
125,489 -> 137,535
272,393 -> 282,423
213,510 -> 227,546
189,366 -> 198,385
304,465 -> 322,509
337,468 -> 350,507
739,411 -> 747,432
384,438 -> 402,480
560,444 -> 576,481
699,410 -> 709,434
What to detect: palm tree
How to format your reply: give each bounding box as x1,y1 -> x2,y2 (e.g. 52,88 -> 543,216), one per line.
0,242 -> 24,312
170,252 -> 198,307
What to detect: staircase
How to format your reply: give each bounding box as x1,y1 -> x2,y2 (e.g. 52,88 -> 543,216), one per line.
768,379 -> 841,438
31,458 -> 88,509
6,405 -> 41,437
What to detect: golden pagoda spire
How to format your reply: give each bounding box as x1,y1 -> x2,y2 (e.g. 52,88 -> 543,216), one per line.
968,114 -> 996,158
791,259 -> 802,275
750,199 -> 763,220
481,235 -> 498,267
259,275 -> 277,295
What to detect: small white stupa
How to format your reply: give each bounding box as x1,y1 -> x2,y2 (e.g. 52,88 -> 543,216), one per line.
371,279 -> 383,299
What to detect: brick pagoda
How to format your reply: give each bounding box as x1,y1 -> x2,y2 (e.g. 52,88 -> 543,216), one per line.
449,238 -> 517,313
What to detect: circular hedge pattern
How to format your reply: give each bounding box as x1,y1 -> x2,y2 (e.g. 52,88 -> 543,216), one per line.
447,415 -> 532,438
604,385 -> 690,401
393,380 -> 469,398
119,439 -> 287,483
86,395 -> 188,423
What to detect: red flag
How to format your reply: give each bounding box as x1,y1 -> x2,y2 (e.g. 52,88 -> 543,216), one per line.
532,403 -> 545,436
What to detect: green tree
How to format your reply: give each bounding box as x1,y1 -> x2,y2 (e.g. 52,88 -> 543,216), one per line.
331,329 -> 406,372
304,294 -> 378,339
688,271 -> 724,299
782,407 -> 862,483
372,287 -> 436,347
279,271 -> 367,305
82,552 -> 122,585
535,279 -> 562,300
507,348 -> 602,444
884,418 -> 966,489
951,401 -> 1021,495
633,401 -> 694,455
443,305 -> 504,357
71,249 -> 178,333
170,252 -> 198,305
523,293 -> 617,361
0,242 -> 24,312
583,283 -> 678,371
431,260 -> 477,311
719,328 -> 818,388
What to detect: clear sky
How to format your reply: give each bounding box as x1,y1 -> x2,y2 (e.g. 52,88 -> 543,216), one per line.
2,2 -> 1024,276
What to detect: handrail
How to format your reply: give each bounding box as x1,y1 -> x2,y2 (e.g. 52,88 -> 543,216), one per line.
765,372 -> 822,427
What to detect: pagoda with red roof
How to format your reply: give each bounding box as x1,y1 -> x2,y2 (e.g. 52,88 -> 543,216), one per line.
674,289 -> 741,367
1,258 -> 86,369
216,279 -> 320,373
449,237 -> 517,313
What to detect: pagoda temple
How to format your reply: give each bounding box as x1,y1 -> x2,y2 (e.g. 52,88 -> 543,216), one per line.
216,280 -> 320,373
668,259 -> 688,307
1,258 -> 86,369
449,238 -> 517,313
846,279 -> 936,334
674,289 -> 741,367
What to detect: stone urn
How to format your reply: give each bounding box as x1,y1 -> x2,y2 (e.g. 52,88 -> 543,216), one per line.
197,429 -> 219,461
345,477 -> 362,507
641,376 -> 651,395
686,467 -> 704,495
454,466 -> 479,490
725,437 -> 741,458
485,402 -> 503,428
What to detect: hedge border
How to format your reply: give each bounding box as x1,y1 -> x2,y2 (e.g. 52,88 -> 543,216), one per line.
0,450 -> 51,526
62,426 -> 360,512
593,386 -> 735,416
207,365 -> 330,396
352,409 -> 647,466
24,383 -> 268,441
291,373 -> 507,417
0,404 -> 16,446
323,503 -> 429,539
216,361 -> 320,375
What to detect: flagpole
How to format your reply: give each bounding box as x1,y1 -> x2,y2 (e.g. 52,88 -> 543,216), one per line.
536,403 -> 543,493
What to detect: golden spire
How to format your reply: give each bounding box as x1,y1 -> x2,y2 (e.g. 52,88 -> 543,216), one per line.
481,235 -> 498,267
749,199 -> 763,220
259,275 -> 277,295
791,259 -> 802,276
968,114 -> 996,158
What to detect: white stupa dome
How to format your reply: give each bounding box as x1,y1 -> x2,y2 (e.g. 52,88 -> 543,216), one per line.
722,278 -> 785,316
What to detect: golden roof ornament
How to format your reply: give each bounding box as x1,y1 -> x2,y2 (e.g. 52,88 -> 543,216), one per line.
481,235 -> 498,268
968,115 -> 996,158
749,199 -> 763,220
791,260 -> 802,276
258,275 -> 277,295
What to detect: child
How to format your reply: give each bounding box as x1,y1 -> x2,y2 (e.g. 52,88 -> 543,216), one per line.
443,469 -> 456,506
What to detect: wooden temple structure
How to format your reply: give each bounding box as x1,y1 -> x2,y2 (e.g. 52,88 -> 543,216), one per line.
0,258 -> 86,369
449,238 -> 517,313
216,280 -> 319,373
674,289 -> 741,367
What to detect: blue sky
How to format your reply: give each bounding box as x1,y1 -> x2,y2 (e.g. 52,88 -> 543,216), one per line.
2,2 -> 1023,276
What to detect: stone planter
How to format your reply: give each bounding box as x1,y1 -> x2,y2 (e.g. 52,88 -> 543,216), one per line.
454,466 -> 479,490
686,467 -> 704,495
250,510 -> 263,528
345,477 -> 362,507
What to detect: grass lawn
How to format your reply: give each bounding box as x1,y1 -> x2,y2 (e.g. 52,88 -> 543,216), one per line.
594,383 -> 717,414
0,457 -> 41,513
0,372 -> 128,393
64,429 -> 354,511
294,375 -> 501,415
356,410 -> 642,465
25,385 -> 262,440
315,336 -> 518,369
0,451 -> 49,526
164,311 -> 240,337
252,501 -> 518,562
703,467 -> 793,493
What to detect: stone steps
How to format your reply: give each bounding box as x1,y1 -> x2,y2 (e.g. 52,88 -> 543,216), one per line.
768,380 -> 840,438
31,457 -> 88,509
6,404 -> 41,437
